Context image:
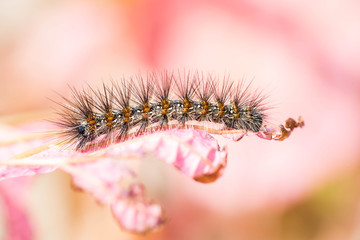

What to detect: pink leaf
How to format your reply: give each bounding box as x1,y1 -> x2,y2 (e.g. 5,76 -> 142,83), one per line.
221,131 -> 246,141
150,129 -> 228,183
0,178 -> 33,240
59,163 -> 165,233
55,129 -> 227,232
0,166 -> 56,180
0,124 -> 58,180
0,127 -> 227,232
91,129 -> 228,183
0,118 -> 302,233
111,184 -> 165,233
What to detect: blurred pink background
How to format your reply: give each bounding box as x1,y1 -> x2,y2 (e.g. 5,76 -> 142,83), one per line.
1,0 -> 360,239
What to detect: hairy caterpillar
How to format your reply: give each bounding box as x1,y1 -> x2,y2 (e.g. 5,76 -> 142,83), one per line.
53,72 -> 299,150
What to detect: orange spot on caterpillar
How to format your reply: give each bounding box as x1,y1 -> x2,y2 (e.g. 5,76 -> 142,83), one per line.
182,109 -> 188,114
233,104 -> 238,114
142,103 -> 150,113
218,102 -> 224,111
123,107 -> 131,114
142,114 -> 148,119
161,109 -> 167,115
183,99 -> 191,108
105,112 -> 113,118
86,114 -> 94,122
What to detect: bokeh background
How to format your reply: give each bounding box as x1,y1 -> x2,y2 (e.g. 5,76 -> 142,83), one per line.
1,0 -> 360,239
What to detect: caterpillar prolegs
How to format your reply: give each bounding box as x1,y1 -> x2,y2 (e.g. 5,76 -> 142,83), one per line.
53,72 -> 273,150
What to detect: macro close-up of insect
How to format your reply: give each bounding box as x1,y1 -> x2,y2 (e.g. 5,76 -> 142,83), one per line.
1,1 -> 360,240
0,70 -> 305,236
52,72 -> 303,151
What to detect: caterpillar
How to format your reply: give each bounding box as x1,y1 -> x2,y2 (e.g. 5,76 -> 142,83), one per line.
53,72 -> 271,150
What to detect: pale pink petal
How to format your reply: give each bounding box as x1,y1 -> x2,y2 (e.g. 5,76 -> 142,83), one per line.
0,178 -> 33,240
103,129 -> 228,183
60,158 -> 132,205
221,131 -> 246,141
111,184 -> 165,233
54,129 -> 226,231
219,117 -> 305,141
256,117 -> 305,141
0,124 -> 58,180
58,162 -> 165,232
0,166 -> 56,180
0,124 -> 300,233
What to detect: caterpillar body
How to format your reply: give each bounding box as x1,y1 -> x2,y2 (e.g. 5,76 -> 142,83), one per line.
54,72 -> 268,150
